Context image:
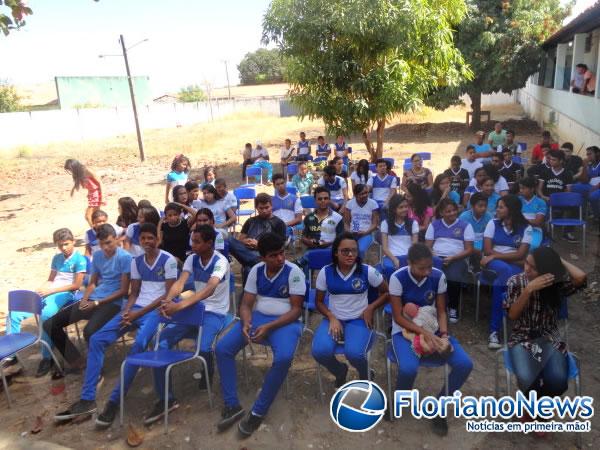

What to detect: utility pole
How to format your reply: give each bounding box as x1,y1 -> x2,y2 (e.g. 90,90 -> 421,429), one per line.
223,60 -> 232,100
120,34 -> 145,162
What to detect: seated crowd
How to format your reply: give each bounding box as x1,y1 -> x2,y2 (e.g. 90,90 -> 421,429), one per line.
4,125 -> 596,439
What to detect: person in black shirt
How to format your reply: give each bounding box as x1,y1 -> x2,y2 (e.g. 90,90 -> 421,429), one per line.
561,142 -> 584,181
158,203 -> 190,265
443,155 -> 470,198
499,147 -> 524,184
228,193 -> 286,278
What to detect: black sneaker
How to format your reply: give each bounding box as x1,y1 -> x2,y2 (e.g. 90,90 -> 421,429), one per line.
335,363 -> 349,388
1,356 -> 18,368
143,399 -> 180,426
95,401 -> 118,429
431,416 -> 448,436
54,400 -> 97,422
216,405 -> 245,432
238,411 -> 263,438
35,359 -> 53,378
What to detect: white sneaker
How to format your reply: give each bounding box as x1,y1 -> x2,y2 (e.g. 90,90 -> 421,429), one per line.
448,308 -> 459,324
488,332 -> 502,349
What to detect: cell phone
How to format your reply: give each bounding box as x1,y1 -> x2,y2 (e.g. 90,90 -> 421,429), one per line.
335,329 -> 345,344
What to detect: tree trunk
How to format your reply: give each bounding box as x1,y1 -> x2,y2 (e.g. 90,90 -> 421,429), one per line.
469,90 -> 482,131
376,119 -> 385,160
362,129 -> 376,162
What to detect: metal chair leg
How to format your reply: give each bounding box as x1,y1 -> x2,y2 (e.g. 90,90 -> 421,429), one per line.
242,346 -> 249,390
201,357 -> 213,409
40,340 -> 63,375
475,279 -> 481,322
164,365 -> 173,434
0,365 -> 12,408
119,361 -> 126,426
316,364 -> 324,404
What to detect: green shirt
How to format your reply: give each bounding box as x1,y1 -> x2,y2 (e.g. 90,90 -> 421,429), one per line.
292,172 -> 314,196
487,130 -> 507,147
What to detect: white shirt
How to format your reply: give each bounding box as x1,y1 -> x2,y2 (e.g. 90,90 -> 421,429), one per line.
346,198 -> 379,232
461,159 -> 483,179
483,221 -> 533,253
125,224 -> 144,257
182,251 -> 230,314
130,250 -> 178,307
272,194 -> 303,224
469,175 -> 509,194
222,192 -> 237,211
85,223 -> 123,255
281,146 -> 296,160
367,174 -> 398,202
424,219 -> 475,257
316,264 -> 383,321
381,219 -> 419,256
350,171 -> 373,186
191,199 -> 230,225
317,176 -> 347,201
245,261 -> 306,316
251,147 -> 269,161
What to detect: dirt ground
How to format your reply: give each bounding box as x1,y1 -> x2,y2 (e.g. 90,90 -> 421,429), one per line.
1,104 -> 599,450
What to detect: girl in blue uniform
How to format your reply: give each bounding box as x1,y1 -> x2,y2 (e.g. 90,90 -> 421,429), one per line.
481,194 -> 532,349
311,233 -> 388,386
381,194 -> 419,279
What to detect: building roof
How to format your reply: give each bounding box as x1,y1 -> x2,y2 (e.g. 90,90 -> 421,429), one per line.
543,1 -> 600,48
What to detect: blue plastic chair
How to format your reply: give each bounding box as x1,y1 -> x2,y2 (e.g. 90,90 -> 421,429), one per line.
287,163 -> 299,181
119,302 -> 211,433
313,156 -> 328,164
234,187 -> 256,228
383,157 -> 395,169
303,249 -> 332,333
512,155 -> 522,164
548,192 -> 586,256
518,142 -> 527,151
1,290 -> 64,407
286,184 -> 298,197
418,152 -> 432,161
369,163 -> 377,173
385,341 -> 449,421
246,166 -> 263,185
300,195 -> 316,209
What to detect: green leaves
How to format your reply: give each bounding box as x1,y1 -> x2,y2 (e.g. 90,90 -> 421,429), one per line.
0,81 -> 22,112
177,85 -> 207,103
237,48 -> 284,85
1,0 -> 32,35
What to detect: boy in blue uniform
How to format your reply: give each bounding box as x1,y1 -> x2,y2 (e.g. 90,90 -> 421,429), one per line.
215,233 -> 306,437
85,210 -> 122,258
6,228 -> 87,377
54,223 -> 177,424
459,192 -> 493,253
45,224 -> 131,375
389,243 -> 473,436
143,224 -> 231,425
367,159 -> 398,210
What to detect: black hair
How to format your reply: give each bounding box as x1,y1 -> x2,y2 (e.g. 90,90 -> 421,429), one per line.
331,156 -> 344,166
331,232 -> 362,272
64,159 -> 87,190
140,207 -> 161,226
353,183 -> 368,197
408,243 -> 432,263
375,158 -> 390,170
576,63 -> 588,70
139,222 -> 158,237
483,164 -> 501,183
171,154 -> 191,172
587,146 -> 600,159
431,173 -> 451,206
53,228 -> 74,243
547,149 -> 565,162
254,192 -> 272,207
518,176 -> 537,190
317,135 -> 324,140
355,159 -> 370,181
137,199 -> 153,209
117,197 -> 138,228
542,130 -> 552,138
437,197 -> 458,215
506,129 -> 515,136
560,142 -> 574,151
501,146 -> 512,154
194,207 -> 215,223
466,144 -> 475,152
324,165 -> 337,177
313,186 -> 330,199
470,191 -> 488,207
96,223 -> 117,240
91,209 -> 108,221
450,155 -> 461,164
185,181 -> 199,191
258,232 -> 285,257
172,185 -> 188,203
214,178 -> 226,187
164,202 -> 182,215
203,166 -> 216,179
272,173 -> 285,183
407,184 -> 430,219
387,194 -> 411,235
245,142 -> 252,148
474,166 -> 487,178
192,224 -> 216,244
499,194 -> 529,231
531,246 -> 567,311
491,152 -> 502,160
202,183 -> 222,201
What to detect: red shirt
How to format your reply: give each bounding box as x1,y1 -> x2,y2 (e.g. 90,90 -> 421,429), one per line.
531,143 -> 559,161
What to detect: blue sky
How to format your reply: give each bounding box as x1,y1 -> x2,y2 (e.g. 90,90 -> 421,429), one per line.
0,0 -> 595,95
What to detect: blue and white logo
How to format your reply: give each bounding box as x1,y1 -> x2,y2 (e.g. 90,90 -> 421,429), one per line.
330,380 -> 387,432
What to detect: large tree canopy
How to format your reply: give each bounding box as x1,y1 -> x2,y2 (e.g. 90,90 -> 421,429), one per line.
263,0 -> 471,161
0,0 -> 31,36
237,48 -> 285,85
427,0 -> 571,129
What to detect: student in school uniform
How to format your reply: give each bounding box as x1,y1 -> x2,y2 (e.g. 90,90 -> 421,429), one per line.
499,147 -> 524,184
6,228 -> 87,377
300,187 -> 344,252
480,176 -> 501,216
85,210 -> 122,258
215,178 -> 238,215
315,136 -> 331,158
280,138 -> 296,170
250,141 -> 273,184
215,233 -> 306,437
311,233 -> 389,386
296,132 -> 312,161
425,199 -> 474,323
44,225 -> 131,375
344,184 -> 380,259
380,194 -> 419,279
388,243 -> 473,436
367,158 -> 398,210
496,129 -> 523,155
54,223 -> 178,425
318,165 -> 348,212
481,195 -> 532,349
350,159 -> 372,191
158,203 -> 190,266
143,225 -> 231,425
518,177 -> 547,250
459,192 -> 493,255
272,173 -> 303,234
334,135 -> 350,167
461,145 -> 483,179
124,207 -> 161,257
467,164 -> 509,196
443,155 -> 470,200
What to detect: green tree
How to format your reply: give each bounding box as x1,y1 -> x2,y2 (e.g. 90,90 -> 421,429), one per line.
0,81 -> 21,112
427,0 -> 571,129
178,85 -> 206,102
0,0 -> 31,36
263,0 -> 471,161
237,48 -> 284,85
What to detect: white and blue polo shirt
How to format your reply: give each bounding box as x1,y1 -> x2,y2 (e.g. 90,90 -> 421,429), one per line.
316,143 -> 331,157
519,195 -> 547,221
367,174 -> 397,203
50,251 -> 88,289
381,219 -> 419,256
346,197 -> 379,232
316,263 -> 383,321
334,142 -> 348,158
85,224 -> 123,256
318,175 -> 346,203
272,193 -> 302,224
245,261 -> 306,316
131,250 -> 178,307
425,218 -> 474,257
125,223 -> 144,257
483,219 -> 533,254
182,251 -> 230,315
389,266 -> 447,335
297,139 -> 310,156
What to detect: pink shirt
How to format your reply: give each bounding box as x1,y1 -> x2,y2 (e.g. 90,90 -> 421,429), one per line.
408,206 -> 433,226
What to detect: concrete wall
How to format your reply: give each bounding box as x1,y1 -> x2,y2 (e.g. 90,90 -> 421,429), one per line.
518,80 -> 600,148
0,97 -> 283,150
